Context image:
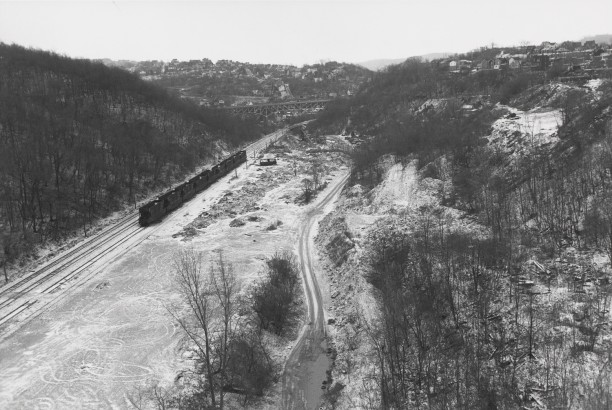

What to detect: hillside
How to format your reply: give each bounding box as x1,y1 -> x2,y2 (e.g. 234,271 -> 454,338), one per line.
104,58 -> 372,108
0,43 -> 261,279
357,58 -> 407,71
358,53 -> 451,71
309,41 -> 612,409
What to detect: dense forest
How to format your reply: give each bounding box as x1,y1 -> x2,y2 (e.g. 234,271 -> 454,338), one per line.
313,53 -> 612,408
0,44 -> 261,279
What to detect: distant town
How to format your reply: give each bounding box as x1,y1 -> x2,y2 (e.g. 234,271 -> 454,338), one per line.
439,40 -> 612,76
101,58 -> 371,108
100,39 -> 612,114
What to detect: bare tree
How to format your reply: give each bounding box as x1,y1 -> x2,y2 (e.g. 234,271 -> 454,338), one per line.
310,159 -> 323,192
0,231 -> 17,283
169,248 -> 238,409
209,251 -> 238,409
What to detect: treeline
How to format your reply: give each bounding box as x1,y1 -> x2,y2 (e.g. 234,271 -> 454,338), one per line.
0,43 -> 261,276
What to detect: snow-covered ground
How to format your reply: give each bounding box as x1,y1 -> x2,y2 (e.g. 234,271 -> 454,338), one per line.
0,132 -> 349,409
371,160 -> 439,212
314,158 -> 459,409
488,107 -> 562,157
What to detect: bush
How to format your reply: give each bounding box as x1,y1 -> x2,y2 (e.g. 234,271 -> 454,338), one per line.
229,218 -> 246,227
265,220 -> 283,230
225,331 -> 275,400
497,73 -> 531,104
252,251 -> 300,334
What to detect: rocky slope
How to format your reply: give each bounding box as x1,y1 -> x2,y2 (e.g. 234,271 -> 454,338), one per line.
314,79 -> 612,409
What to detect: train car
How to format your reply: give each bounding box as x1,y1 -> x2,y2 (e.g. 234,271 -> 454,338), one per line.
161,189 -> 182,213
139,199 -> 165,226
188,175 -> 204,196
199,169 -> 212,189
236,150 -> 247,164
211,164 -> 221,181
220,158 -> 232,174
178,180 -> 195,202
138,150 -> 249,227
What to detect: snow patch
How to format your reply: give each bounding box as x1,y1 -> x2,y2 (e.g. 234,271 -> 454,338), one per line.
371,160 -> 437,212
488,107 -> 562,157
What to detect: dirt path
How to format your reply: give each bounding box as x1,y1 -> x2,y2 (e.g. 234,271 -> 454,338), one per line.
282,172 -> 349,410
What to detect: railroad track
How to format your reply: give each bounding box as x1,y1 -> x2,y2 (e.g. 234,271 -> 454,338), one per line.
0,214 -> 138,297
0,127 -> 294,332
0,216 -> 142,327
0,220 -> 140,301
0,301 -> 37,327
244,122 -> 305,160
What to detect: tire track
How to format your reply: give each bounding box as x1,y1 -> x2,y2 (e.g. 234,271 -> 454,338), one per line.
282,171 -> 349,410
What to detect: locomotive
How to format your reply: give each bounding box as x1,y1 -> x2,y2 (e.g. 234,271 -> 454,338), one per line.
138,150 -> 247,226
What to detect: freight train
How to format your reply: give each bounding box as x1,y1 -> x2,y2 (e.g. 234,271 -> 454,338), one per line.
138,150 -> 247,226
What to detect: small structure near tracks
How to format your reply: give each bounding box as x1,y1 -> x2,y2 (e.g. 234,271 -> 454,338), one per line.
259,154 -> 277,166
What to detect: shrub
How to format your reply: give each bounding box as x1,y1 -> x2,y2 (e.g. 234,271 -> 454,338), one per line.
225,331 -> 275,400
252,251 -> 300,334
265,220 -> 283,231
229,218 -> 245,227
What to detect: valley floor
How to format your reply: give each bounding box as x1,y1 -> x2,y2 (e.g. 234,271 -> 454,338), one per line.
0,132 -> 349,409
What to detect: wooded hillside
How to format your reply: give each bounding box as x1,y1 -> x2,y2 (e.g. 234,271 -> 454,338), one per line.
0,44 -> 260,275
313,53 -> 612,409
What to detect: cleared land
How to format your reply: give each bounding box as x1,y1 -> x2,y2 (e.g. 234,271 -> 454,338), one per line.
0,130 -> 348,409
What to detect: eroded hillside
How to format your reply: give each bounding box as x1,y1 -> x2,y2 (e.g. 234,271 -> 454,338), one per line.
313,77 -> 612,409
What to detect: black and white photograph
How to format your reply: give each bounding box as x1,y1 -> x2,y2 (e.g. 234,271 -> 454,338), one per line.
1,1 -> 612,408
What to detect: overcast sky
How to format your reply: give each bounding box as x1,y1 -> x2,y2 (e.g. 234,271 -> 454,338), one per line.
1,0 -> 611,65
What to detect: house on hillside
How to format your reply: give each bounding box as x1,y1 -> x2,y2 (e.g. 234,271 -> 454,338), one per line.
509,57 -> 523,69
480,59 -> 494,70
449,60 -> 472,73
278,84 -> 292,98
494,57 -> 509,70
540,41 -> 557,51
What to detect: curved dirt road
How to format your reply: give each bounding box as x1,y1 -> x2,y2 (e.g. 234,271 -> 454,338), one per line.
282,171 -> 349,410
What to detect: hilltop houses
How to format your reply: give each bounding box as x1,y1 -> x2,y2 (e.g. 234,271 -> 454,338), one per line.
442,40 -> 612,76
